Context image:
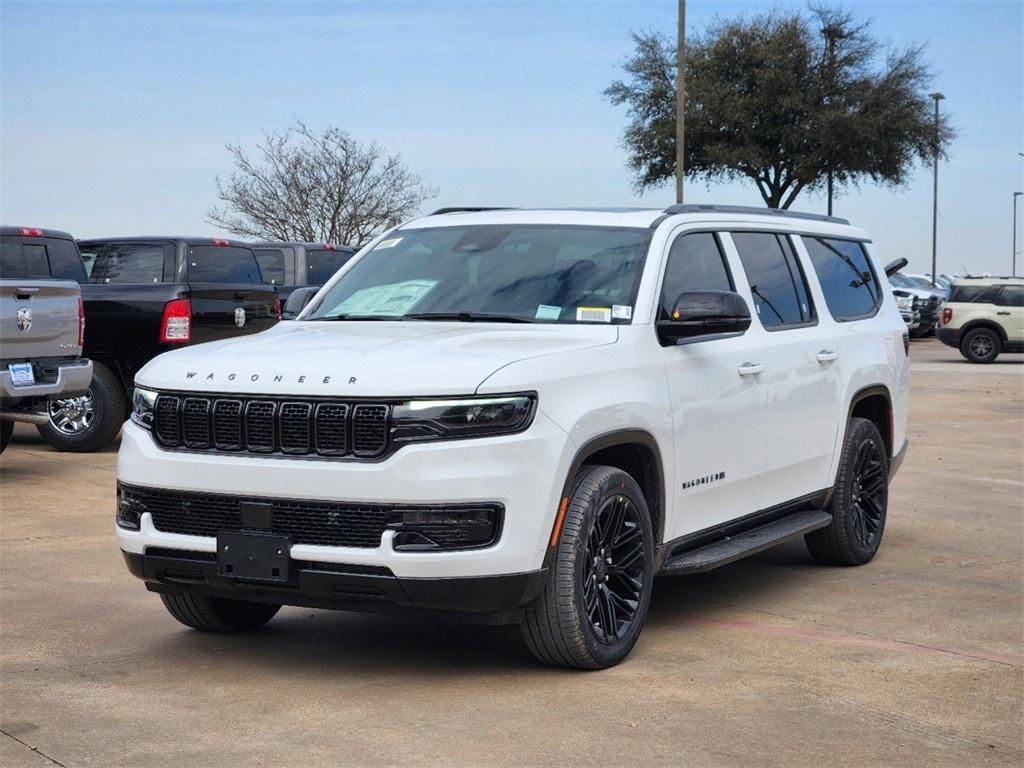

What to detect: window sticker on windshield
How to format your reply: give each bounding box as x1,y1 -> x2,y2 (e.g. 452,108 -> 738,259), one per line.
576,306 -> 611,323
374,237 -> 403,250
331,279 -> 437,316
612,304 -> 633,320
535,304 -> 562,321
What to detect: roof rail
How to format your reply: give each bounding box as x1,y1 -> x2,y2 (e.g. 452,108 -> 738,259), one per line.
429,207 -> 517,215
662,204 -> 849,226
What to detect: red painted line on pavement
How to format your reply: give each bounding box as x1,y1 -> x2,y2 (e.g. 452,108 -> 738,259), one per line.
695,618 -> 1024,666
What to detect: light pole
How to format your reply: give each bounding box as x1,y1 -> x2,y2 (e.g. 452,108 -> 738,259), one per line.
928,92 -> 945,288
675,0 -> 686,204
1014,192 -> 1022,277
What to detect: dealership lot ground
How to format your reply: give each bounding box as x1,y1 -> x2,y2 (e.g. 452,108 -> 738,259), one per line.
1,339 -> 1021,767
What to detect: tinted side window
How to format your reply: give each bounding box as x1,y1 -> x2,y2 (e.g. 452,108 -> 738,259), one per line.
0,241 -> 50,277
802,237 -> 880,320
732,232 -> 815,329
188,246 -> 261,284
306,249 -> 354,285
659,233 -> 733,318
93,243 -> 165,283
254,249 -> 286,285
995,286 -> 1024,307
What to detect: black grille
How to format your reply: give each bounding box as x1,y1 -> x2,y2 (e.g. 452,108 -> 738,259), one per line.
153,394 -> 390,459
120,484 -> 501,550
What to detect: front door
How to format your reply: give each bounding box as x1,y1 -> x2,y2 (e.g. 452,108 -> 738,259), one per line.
658,230 -> 768,540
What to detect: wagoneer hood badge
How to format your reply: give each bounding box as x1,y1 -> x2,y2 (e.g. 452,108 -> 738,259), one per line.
133,321 -> 618,397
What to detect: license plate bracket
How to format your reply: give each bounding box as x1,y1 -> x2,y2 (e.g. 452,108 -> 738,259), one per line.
8,362 -> 35,387
217,532 -> 291,583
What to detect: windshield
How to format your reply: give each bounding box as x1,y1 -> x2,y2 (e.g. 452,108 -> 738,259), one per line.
304,225 -> 652,324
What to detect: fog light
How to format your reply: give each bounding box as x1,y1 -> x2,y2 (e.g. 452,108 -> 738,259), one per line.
388,506 -> 501,551
116,486 -> 142,530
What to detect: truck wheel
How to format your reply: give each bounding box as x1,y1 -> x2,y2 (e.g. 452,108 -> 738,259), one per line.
160,593 -> 281,632
37,362 -> 124,452
521,465 -> 654,669
0,421 -> 13,454
806,417 -> 889,566
960,327 -> 1001,363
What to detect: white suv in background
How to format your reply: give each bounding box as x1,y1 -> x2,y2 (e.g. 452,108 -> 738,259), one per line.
116,205 -> 910,669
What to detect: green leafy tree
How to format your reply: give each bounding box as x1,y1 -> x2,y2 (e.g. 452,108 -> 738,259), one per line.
605,6 -> 955,208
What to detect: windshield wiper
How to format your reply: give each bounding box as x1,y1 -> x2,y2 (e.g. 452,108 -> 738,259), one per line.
310,314 -> 401,321
401,312 -> 539,324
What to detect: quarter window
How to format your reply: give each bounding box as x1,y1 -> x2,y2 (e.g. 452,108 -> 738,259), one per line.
732,232 -> 815,329
659,233 -> 733,319
802,237 -> 880,321
995,285 -> 1024,307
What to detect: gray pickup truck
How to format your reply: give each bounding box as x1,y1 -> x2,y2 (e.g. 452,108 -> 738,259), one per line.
0,276 -> 93,453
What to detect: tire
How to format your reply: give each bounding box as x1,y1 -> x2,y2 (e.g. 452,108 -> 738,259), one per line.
160,592 -> 281,633
521,465 -> 654,669
0,420 -> 13,454
37,361 -> 125,452
960,327 -> 1001,364
806,417 -> 889,566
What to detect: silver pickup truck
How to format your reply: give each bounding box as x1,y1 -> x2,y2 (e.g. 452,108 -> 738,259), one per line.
0,279 -> 93,453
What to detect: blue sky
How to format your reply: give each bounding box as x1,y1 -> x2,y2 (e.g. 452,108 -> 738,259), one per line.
1,0 -> 1021,275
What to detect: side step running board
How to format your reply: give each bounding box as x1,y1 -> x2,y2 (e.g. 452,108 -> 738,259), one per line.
660,509 -> 833,575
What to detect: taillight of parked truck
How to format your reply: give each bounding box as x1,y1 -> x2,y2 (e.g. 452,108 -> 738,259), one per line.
274,297 -> 282,320
78,297 -> 85,347
941,307 -> 952,325
160,299 -> 192,343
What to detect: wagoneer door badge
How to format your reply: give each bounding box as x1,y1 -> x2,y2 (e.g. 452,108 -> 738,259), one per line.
681,471 -> 726,490
16,307 -> 32,332
234,307 -> 246,328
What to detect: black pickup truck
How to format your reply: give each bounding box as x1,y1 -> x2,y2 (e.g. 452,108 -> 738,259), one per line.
0,228 -> 278,451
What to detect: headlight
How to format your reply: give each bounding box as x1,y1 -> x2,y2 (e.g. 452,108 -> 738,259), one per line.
896,295 -> 913,311
131,387 -> 158,430
391,395 -> 535,443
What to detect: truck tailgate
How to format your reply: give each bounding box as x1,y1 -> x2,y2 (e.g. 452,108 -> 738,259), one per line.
0,280 -> 81,360
190,284 -> 278,344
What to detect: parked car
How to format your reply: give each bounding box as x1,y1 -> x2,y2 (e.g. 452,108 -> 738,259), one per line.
904,273 -> 950,299
937,277 -> 1023,363
0,227 -> 93,452
0,229 -> 281,452
888,273 -> 944,337
250,242 -> 356,312
893,290 -> 920,334
116,204 -> 910,669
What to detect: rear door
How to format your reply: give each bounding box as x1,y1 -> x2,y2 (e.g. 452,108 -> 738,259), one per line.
185,244 -> 278,343
993,285 -> 1024,342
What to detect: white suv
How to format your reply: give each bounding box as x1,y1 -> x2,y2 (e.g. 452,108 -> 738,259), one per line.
117,205 -> 910,668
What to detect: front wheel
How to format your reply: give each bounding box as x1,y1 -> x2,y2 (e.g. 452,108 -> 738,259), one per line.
805,417 -> 889,566
521,465 -> 654,669
37,361 -> 125,452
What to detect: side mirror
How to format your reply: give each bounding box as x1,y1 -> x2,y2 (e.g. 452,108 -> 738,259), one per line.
656,291 -> 752,346
282,286 -> 319,320
884,258 -> 909,277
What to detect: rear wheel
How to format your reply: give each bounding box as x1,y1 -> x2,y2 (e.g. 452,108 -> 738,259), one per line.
160,592 -> 281,632
960,327 -> 1001,363
806,417 -> 888,566
0,421 -> 13,454
37,361 -> 124,452
521,465 -> 654,669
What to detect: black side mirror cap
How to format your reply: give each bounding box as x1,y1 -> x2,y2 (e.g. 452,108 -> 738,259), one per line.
655,290 -> 752,345
884,258 -> 909,277
282,286 -> 320,320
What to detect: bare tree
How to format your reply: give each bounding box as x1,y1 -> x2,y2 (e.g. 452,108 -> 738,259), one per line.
207,122 -> 436,245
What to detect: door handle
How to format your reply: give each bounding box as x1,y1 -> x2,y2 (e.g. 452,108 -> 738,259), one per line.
737,362 -> 764,376
996,311 -> 1010,316
816,349 -> 838,363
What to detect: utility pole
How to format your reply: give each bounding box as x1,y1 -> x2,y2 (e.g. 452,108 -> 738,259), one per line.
675,0 -> 685,204
1014,192 -> 1022,277
822,24 -> 841,217
929,92 -> 945,288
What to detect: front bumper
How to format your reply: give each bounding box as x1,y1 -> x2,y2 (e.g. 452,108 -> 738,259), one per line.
116,412 -> 574,579
122,549 -> 545,616
0,357 -> 92,400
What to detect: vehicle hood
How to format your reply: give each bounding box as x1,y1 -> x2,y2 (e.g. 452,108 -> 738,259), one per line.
135,321 -> 619,397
